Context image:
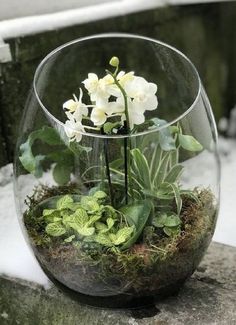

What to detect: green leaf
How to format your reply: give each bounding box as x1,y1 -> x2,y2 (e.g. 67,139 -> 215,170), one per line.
95,234 -> 113,247
165,182 -> 182,216
19,126 -> 64,177
93,191 -> 107,200
153,152 -> 170,187
76,227 -> 95,237
150,118 -> 176,151
180,190 -> 200,203
85,214 -> 101,227
164,215 -> 181,227
163,226 -> 180,237
19,139 -> 45,177
154,182 -> 175,200
165,164 -> 183,183
106,217 -> 115,230
43,209 -> 56,217
31,126 -> 64,146
46,223 -> 66,237
163,227 -> 172,236
110,226 -> 134,246
57,195 -> 73,210
64,235 -> 75,243
152,214 -> 168,228
103,122 -> 120,134
120,200 -> 152,250
95,222 -> 108,232
150,145 -> 163,180
81,197 -> 100,213
64,209 -> 88,228
131,148 -> 151,189
179,134 -> 203,152
53,163 -> 73,185
69,142 -> 92,155
102,205 -> 117,219
109,158 -> 123,169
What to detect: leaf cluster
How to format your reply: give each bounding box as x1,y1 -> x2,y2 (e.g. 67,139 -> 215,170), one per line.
152,213 -> 181,237
42,191 -> 137,250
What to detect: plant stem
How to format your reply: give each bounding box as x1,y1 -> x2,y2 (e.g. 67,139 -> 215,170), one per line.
124,128 -> 128,204
101,127 -> 113,206
106,70 -> 132,204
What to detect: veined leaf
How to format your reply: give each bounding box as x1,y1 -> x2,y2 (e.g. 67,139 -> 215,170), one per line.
95,222 -> 108,232
85,214 -> 101,227
64,235 -> 75,243
93,191 -> 107,200
65,208 -> 88,228
76,227 -> 95,237
43,209 -> 57,217
95,234 -> 113,247
81,196 -> 100,213
179,134 -> 203,152
107,217 -> 115,230
46,223 -> 66,237
57,195 -> 73,210
110,226 -> 134,246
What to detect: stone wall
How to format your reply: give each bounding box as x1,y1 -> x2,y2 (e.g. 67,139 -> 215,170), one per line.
0,1 -> 236,166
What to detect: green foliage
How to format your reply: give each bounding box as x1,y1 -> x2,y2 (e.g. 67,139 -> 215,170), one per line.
178,134 -> 203,152
19,126 -> 92,185
152,213 -> 181,237
45,223 -> 66,237
111,121 -> 203,219
40,190 -> 140,250
120,201 -> 152,249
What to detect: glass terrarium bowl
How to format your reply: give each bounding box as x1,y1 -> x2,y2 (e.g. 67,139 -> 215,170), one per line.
14,33 -> 220,309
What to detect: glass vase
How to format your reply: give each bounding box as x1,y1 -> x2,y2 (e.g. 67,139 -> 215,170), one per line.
14,33 -> 220,308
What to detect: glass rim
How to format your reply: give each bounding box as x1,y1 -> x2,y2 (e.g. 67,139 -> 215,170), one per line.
33,32 -> 201,139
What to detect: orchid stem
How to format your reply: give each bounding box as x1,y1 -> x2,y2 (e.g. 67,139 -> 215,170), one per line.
106,68 -> 132,205
101,127 -> 113,206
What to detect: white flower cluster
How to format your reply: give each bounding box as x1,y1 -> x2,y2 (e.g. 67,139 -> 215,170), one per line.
63,60 -> 158,142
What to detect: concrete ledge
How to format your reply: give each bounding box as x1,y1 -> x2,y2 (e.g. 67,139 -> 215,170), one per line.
0,242 -> 235,324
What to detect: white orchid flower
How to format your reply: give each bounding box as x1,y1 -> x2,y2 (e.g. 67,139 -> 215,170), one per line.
124,76 -> 158,112
64,117 -> 85,143
91,99 -> 124,126
63,88 -> 88,122
83,73 -> 113,102
107,71 -> 135,98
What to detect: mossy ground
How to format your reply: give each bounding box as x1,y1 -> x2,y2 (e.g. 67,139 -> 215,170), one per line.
23,185 -> 216,300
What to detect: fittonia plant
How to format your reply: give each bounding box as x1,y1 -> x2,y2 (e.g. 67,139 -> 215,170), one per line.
20,56 -> 204,251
